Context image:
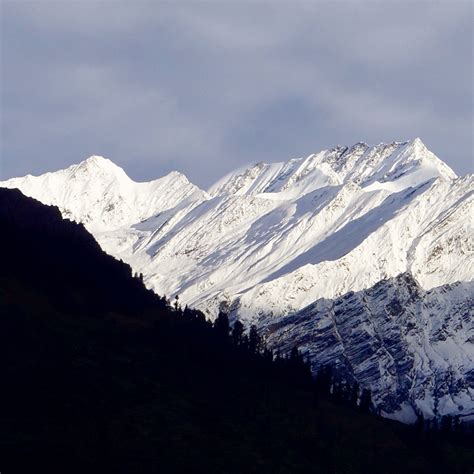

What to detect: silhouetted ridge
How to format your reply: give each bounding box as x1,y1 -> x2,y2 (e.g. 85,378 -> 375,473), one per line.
0,188 -> 159,314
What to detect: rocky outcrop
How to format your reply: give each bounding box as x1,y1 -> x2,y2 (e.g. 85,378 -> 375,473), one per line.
263,274 -> 473,422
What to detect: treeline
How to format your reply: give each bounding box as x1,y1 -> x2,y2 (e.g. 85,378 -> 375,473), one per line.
157,298 -> 379,417
160,295 -> 474,440
156,269 -> 474,447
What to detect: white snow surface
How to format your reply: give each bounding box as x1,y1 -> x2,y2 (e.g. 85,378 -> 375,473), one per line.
2,138 -> 473,421
1,139 -> 469,314
1,155 -> 207,233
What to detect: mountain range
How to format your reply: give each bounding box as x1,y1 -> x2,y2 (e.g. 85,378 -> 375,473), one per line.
2,138 -> 472,422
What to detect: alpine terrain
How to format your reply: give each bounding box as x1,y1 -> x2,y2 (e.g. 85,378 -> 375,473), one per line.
2,138 -> 472,423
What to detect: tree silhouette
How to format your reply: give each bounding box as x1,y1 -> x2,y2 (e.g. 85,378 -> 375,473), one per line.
248,324 -> 262,354
214,311 -> 230,339
414,412 -> 425,434
232,320 -> 245,347
359,389 -> 372,414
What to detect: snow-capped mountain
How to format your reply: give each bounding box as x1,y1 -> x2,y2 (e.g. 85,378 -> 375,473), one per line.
1,155 -> 207,232
2,138 -> 472,421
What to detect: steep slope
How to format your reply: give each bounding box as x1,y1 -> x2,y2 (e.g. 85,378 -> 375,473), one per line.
1,139 -> 470,319
0,187 -> 160,314
263,274 -> 474,424
92,138 -> 469,322
2,139 -> 465,313
230,175 -> 472,323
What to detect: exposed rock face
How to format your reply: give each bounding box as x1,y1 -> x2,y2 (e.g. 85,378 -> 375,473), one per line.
263,274 -> 473,423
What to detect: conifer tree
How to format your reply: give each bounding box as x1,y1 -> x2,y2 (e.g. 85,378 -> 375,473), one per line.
359,388 -> 372,414
248,324 -> 262,354
214,311 -> 230,339
232,320 -> 244,346
414,412 -> 425,434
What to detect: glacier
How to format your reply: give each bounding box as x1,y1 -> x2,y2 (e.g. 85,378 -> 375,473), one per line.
2,138 -> 472,422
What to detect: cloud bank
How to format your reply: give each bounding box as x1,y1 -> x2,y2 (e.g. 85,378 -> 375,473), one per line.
1,1 -> 472,187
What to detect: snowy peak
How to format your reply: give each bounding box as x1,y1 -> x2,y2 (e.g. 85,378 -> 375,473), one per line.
159,170 -> 194,187
75,154 -> 123,170
209,139 -> 456,199
359,139 -> 456,192
78,154 -> 118,169
0,156 -> 206,232
380,137 -> 456,179
67,155 -> 130,184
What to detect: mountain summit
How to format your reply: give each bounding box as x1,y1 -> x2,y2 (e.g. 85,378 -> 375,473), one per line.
209,138 -> 456,198
1,139 -> 472,421
1,156 -> 206,232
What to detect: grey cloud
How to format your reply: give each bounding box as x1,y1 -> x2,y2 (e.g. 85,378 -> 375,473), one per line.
1,1 -> 472,188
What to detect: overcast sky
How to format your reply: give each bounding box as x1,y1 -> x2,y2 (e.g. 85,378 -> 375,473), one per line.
1,1 -> 473,188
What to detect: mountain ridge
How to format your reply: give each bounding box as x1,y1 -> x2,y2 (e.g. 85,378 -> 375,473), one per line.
1,155 -> 207,232
1,138 -> 472,421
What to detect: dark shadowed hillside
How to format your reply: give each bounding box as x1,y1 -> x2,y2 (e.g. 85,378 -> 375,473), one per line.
0,188 -> 472,474
0,187 -> 160,315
